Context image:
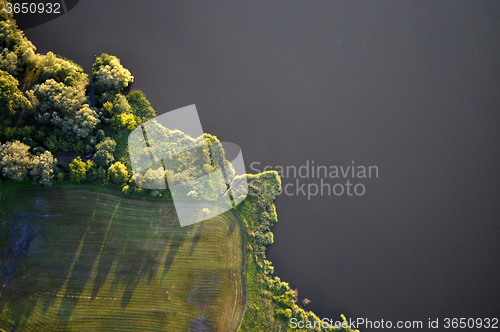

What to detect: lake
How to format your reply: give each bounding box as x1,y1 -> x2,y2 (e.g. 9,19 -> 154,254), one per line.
21,1 -> 500,330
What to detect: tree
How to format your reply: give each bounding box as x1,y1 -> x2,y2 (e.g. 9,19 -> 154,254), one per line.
0,70 -> 31,115
121,185 -> 130,195
57,172 -> 65,182
92,53 -> 134,93
108,161 -> 129,184
71,104 -> 100,138
94,149 -> 114,168
27,52 -> 88,89
102,101 -> 114,118
94,137 -> 116,168
28,78 -> 99,139
127,90 -> 156,121
112,94 -> 131,115
30,150 -> 55,185
86,162 -> 106,183
0,140 -> 31,180
112,112 -> 137,130
276,308 -> 292,320
0,8 -> 36,77
29,78 -> 86,117
142,167 -> 165,188
69,157 -> 87,184
96,129 -> 106,143
93,137 -> 116,168
257,231 -> 274,246
96,137 -> 116,153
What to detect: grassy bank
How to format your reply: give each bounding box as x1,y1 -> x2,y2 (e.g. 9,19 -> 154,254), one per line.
236,172 -> 358,332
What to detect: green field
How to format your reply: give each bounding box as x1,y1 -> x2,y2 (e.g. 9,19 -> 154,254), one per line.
0,186 -> 246,331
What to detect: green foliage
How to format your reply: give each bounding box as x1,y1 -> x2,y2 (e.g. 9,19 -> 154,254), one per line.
28,79 -> 99,138
127,90 -> 156,122
0,140 -> 31,181
68,156 -> 87,184
30,150 -> 55,185
93,149 -> 114,168
237,172 -> 358,332
276,308 -> 292,320
0,69 -> 31,115
129,123 -> 232,202
96,129 -> 106,142
121,184 -> 130,195
94,137 -> 116,168
96,136 -> 116,154
112,94 -> 131,115
0,140 -> 55,185
0,3 -> 36,77
0,125 -> 36,143
28,77 -> 85,115
92,53 -> 134,104
26,51 -> 88,89
108,161 -> 129,184
102,100 -> 114,117
73,105 -> 101,138
256,231 -> 274,246
112,112 -> 137,130
86,162 -> 106,183
57,172 -> 65,183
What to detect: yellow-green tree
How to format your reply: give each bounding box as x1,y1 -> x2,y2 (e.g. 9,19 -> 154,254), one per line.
108,161 -> 129,184
69,157 -> 87,183
0,70 -> 31,115
112,112 -> 137,130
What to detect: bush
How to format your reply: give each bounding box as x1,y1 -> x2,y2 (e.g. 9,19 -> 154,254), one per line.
68,157 -> 87,184
108,161 -> 128,184
30,150 -> 55,185
127,90 -> 156,122
92,53 -> 134,104
0,70 -> 32,115
94,137 -> 116,168
112,112 -> 137,130
121,184 -> 130,195
57,172 -> 65,183
0,140 -> 31,181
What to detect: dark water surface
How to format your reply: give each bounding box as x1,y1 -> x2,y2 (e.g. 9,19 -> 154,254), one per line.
22,1 -> 500,330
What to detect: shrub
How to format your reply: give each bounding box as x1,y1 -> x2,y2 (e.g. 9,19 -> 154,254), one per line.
108,161 -> 129,184
68,157 -> 87,184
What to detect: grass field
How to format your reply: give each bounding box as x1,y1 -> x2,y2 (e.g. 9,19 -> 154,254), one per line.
0,185 -> 246,331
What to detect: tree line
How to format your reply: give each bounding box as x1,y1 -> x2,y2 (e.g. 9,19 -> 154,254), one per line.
0,1 -> 159,192
0,1 -> 237,202
237,172 -> 359,332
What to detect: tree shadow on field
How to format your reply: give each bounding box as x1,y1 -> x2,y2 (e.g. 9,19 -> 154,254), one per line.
3,277 -> 40,330
55,216 -> 108,326
111,240 -> 144,309
90,247 -> 118,301
189,222 -> 205,256
94,204 -> 180,310
0,190 -> 101,330
161,226 -> 186,283
2,189 -> 201,325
